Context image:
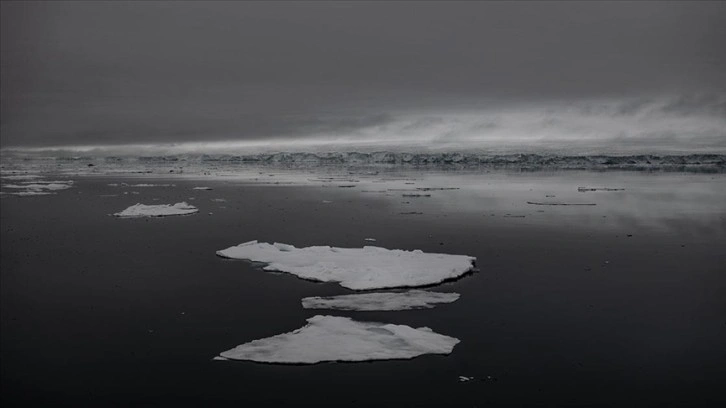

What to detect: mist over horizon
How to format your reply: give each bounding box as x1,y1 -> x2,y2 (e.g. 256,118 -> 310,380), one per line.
2,1 -> 725,154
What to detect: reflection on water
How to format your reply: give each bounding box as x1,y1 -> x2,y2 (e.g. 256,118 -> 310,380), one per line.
370,171 -> 726,235
2,157 -> 725,236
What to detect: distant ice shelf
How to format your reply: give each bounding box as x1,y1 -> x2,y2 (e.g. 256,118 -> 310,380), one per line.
216,241 -> 475,290
113,202 -> 198,217
215,315 -> 459,364
302,290 -> 460,311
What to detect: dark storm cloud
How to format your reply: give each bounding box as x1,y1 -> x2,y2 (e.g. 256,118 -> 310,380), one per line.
1,1 -> 725,148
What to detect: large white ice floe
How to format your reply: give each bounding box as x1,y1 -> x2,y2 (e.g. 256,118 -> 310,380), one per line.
302,290 -> 460,311
113,202 -> 198,218
216,241 -> 476,290
215,315 -> 459,364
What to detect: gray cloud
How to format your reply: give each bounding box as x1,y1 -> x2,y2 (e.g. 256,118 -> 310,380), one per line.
2,1 -> 725,149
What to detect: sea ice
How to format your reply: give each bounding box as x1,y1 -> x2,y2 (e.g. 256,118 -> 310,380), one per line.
526,201 -> 596,206
302,290 -> 460,311
2,179 -> 73,196
7,191 -> 55,196
215,315 -> 459,364
216,241 -> 475,290
113,202 -> 198,218
4,182 -> 73,191
127,183 -> 175,187
577,187 -> 625,192
1,174 -> 41,180
193,186 -> 212,190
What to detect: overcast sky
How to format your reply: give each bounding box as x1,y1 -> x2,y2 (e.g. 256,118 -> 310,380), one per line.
1,1 -> 725,153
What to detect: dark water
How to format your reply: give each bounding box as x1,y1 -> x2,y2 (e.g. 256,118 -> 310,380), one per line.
2,171 -> 725,406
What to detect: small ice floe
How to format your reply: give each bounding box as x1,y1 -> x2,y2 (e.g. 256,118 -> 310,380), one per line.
577,187 -> 625,192
526,201 -> 596,206
7,190 -> 54,196
3,180 -> 74,195
416,187 -> 459,191
301,290 -> 460,311
364,238 -> 376,242
216,241 -> 475,290
108,183 -> 174,187
193,186 -> 213,190
459,376 -> 474,382
210,198 -> 227,202
215,315 -> 459,364
1,174 -> 41,180
113,202 -> 198,218
321,200 -> 333,204
402,194 -> 431,197
4,181 -> 73,191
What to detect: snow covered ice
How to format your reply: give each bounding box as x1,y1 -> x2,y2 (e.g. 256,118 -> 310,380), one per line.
302,290 -> 460,311
216,241 -> 476,290
113,202 -> 198,218
215,315 -> 459,364
1,179 -> 74,196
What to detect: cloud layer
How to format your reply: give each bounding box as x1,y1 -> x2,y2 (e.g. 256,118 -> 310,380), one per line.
2,2 -> 724,152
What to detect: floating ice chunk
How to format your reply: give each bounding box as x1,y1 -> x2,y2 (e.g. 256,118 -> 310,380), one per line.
459,376 -> 474,382
113,202 -> 198,218
216,241 -> 475,290
364,238 -> 376,242
1,174 -> 42,180
526,201 -> 596,206
216,315 -> 459,364
302,290 -> 460,311
2,179 -> 73,196
4,182 -> 73,191
577,187 -> 625,192
126,183 -> 175,187
193,186 -> 213,190
7,191 -> 55,196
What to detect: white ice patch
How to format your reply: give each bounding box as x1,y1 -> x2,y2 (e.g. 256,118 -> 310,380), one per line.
216,315 -> 459,364
113,202 -> 198,218
217,241 -> 475,290
302,290 -> 460,311
128,183 -> 175,187
6,190 -> 55,196
2,179 -> 74,196
1,174 -> 42,180
108,183 -> 175,187
4,182 -> 73,191
193,186 -> 212,190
